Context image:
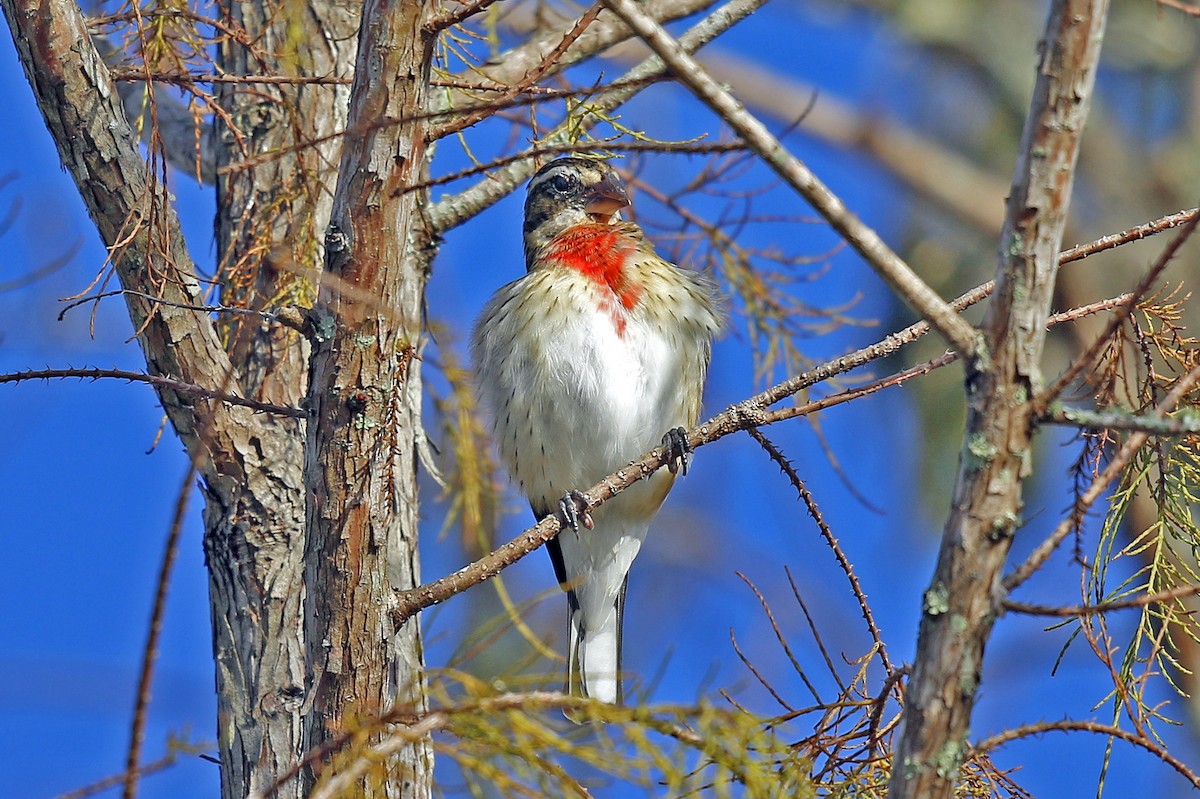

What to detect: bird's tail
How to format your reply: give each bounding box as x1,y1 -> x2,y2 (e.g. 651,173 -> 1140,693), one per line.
564,576 -> 628,717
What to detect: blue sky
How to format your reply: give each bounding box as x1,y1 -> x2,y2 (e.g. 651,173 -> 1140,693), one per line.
1,2 -> 1196,797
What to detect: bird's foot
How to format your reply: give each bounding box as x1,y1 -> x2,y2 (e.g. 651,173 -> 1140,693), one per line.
662,427 -> 692,476
558,490 -> 595,532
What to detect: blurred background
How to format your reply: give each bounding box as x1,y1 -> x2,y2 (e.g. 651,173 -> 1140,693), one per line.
2,0 -> 1199,796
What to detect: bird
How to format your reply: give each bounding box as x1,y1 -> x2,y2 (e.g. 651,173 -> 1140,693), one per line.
471,157 -> 721,710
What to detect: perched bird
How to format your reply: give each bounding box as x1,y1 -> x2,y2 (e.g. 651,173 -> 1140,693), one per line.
471,157 -> 721,708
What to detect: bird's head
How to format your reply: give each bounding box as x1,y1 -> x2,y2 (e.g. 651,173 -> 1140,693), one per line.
523,157 -> 630,267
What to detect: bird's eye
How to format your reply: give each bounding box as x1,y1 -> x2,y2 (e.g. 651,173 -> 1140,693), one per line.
548,172 -> 577,194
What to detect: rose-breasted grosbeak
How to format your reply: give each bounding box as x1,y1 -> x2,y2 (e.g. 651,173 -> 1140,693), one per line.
471,157 -> 721,708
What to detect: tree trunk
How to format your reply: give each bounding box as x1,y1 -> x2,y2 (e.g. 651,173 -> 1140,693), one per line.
207,1 -> 358,794
300,0 -> 436,794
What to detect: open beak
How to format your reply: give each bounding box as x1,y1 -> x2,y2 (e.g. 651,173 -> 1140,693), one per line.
584,174 -> 630,224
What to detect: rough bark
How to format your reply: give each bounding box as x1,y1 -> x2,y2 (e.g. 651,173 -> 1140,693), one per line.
300,0 -> 436,794
206,2 -> 358,795
0,1 -> 318,794
886,4 -> 1110,798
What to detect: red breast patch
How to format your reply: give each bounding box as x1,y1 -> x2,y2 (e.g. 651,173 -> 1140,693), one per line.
547,224 -> 642,316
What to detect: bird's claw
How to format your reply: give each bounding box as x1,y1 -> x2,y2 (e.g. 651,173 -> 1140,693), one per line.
558,490 -> 594,532
662,427 -> 692,476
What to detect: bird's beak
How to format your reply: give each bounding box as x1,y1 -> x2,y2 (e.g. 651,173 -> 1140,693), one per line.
584,174 -> 630,224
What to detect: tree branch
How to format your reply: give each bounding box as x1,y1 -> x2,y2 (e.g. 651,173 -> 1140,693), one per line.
425,0 -> 769,234
973,719 -> 1200,787
1004,363 -> 1200,592
599,0 -> 982,358
888,3 -> 1110,797
124,465 -> 196,799
394,286 -> 1134,622
1042,402 -> 1200,436
0,368 -> 303,417
1003,583 -> 1200,617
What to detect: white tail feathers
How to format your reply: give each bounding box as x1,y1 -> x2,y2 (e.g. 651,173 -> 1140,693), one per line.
567,606 -> 621,704
563,577 -> 627,720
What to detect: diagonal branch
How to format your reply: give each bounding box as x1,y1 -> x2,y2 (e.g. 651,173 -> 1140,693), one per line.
426,0 -> 769,234
1,0 -> 255,475
399,207 -> 1192,621
394,287 -> 1132,622
599,0 -> 982,358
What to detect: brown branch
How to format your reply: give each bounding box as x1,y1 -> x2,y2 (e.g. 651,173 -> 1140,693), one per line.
1004,363 -> 1200,591
973,719 -> 1200,787
888,3 -> 1110,797
745,428 -> 896,679
109,70 -> 353,86
599,0 -> 982,358
1156,0 -> 1200,16
394,288 -> 1134,621
124,466 -> 196,799
1034,213 -> 1200,415
425,0 -> 502,32
1056,206 -> 1200,264
57,289 -> 310,335
0,368 -> 304,418
1003,583 -> 1200,617
426,0 -> 769,234
57,746 -> 207,799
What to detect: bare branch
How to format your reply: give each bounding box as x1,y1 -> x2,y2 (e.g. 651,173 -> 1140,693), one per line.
746,428 -> 897,679
124,466 -> 196,799
1004,363 -> 1200,591
0,368 -> 303,418
599,0 -> 982,358
973,719 -> 1200,787
394,288 -> 1134,621
426,0 -> 769,234
425,0 -> 501,33
1003,583 -> 1200,617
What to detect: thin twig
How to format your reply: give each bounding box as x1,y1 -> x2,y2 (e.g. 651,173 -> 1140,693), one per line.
58,289 -> 309,334
599,0 -> 981,358
973,719 -> 1200,787
124,466 -> 196,799
55,747 -> 207,799
745,428 -> 896,679
425,0 -> 502,32
1003,583 -> 1200,616
0,368 -> 304,418
1004,363 -> 1200,591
